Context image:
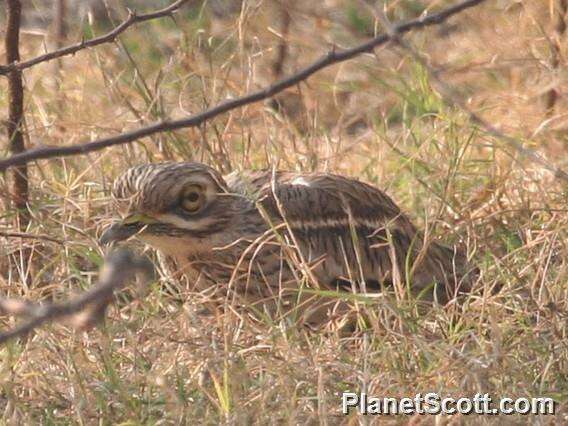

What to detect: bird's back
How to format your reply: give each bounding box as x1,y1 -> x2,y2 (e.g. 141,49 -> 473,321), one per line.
224,170 -> 474,303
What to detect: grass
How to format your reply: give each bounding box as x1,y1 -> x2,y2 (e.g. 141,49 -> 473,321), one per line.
0,0 -> 567,424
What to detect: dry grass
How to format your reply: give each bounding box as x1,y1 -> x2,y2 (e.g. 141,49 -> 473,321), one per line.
0,0 -> 567,423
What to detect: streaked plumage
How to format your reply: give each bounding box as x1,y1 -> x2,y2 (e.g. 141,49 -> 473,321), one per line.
101,162 -> 475,322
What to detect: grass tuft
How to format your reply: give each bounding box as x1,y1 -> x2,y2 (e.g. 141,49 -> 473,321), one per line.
0,1 -> 566,423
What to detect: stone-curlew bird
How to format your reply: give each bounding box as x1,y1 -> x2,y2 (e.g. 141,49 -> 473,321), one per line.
101,162 -> 476,323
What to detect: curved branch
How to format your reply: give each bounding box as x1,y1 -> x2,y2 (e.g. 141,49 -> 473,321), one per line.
0,230 -> 65,245
0,0 -> 487,172
0,249 -> 153,344
0,0 -> 190,76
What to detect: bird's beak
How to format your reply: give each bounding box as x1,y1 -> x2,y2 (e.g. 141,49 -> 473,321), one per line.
99,214 -> 157,246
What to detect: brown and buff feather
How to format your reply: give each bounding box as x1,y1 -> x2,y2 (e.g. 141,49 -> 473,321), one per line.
105,163 -> 477,323
226,169 -> 475,302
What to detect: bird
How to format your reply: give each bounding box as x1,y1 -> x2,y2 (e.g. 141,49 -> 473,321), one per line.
100,162 -> 476,324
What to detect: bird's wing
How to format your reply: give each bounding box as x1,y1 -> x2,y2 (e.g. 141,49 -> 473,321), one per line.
226,169 -> 407,220
236,170 -> 417,235
226,170 -> 428,283
225,170 -> 474,300
225,169 -> 426,250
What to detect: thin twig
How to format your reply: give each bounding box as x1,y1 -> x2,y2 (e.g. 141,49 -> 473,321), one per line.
0,230 -> 65,245
0,249 -> 153,345
0,0 -> 487,172
0,0 -> 190,76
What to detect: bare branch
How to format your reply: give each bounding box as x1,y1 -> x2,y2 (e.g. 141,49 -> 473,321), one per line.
0,230 -> 65,245
0,0 -> 190,76
0,0 -> 487,172
0,249 -> 153,345
4,0 -> 29,228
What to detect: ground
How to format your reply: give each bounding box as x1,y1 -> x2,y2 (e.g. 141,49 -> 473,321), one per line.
0,0 -> 566,424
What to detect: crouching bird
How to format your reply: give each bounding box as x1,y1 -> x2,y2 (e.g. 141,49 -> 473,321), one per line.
100,162 -> 476,324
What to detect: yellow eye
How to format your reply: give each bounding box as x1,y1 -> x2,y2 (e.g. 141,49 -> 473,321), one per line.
181,185 -> 205,212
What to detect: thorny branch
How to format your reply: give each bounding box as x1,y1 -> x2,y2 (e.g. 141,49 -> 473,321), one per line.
0,0 -> 488,171
0,249 -> 153,345
0,0 -> 190,76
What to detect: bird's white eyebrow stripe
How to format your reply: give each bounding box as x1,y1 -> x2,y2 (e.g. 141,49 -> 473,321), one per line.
156,213 -> 218,230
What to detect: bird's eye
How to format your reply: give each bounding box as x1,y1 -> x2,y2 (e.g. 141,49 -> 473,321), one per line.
181,185 -> 205,212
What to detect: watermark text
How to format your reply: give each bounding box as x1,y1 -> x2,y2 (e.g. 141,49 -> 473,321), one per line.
341,392 -> 555,416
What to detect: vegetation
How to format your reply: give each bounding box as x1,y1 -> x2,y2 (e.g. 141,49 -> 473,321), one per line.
0,0 -> 566,423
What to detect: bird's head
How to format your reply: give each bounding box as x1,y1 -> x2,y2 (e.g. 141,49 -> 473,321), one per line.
100,162 -> 242,257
